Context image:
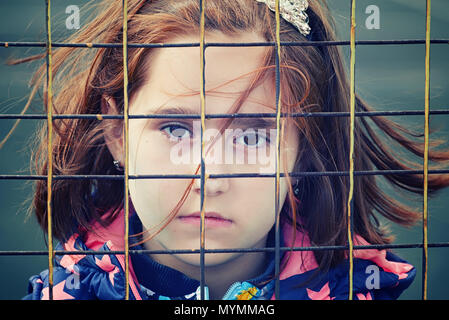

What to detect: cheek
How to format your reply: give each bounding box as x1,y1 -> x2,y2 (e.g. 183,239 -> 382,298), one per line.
129,179 -> 161,227
156,178 -> 191,214
241,179 -> 290,226
236,180 -> 281,225
128,125 -> 176,174
130,177 -> 191,228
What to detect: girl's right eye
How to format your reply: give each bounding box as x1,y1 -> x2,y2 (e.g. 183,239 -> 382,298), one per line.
160,123 -> 192,140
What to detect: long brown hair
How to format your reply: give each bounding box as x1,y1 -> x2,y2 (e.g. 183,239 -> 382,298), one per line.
8,0 -> 449,275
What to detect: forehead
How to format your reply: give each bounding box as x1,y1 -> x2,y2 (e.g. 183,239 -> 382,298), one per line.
133,31 -> 275,114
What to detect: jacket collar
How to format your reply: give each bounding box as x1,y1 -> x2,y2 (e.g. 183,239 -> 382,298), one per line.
77,208 -> 416,300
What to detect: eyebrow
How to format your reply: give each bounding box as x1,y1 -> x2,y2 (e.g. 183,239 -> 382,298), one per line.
153,106 -> 278,129
231,117 -> 277,129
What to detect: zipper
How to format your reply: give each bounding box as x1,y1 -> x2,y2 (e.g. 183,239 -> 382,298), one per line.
195,285 -> 210,300
195,281 -> 258,300
194,282 -> 242,300
221,281 -> 242,300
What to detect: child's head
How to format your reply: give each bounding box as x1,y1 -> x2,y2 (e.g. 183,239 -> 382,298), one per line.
21,0 -> 449,271
97,0 -> 313,267
103,30 -> 301,267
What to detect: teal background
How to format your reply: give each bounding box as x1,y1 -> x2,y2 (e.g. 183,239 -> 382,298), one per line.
0,0 -> 448,300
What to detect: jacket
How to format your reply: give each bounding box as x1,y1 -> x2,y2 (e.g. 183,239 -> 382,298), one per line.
23,209 -> 416,300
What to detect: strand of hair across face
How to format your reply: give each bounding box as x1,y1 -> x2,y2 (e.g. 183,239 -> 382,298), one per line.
347,0 -> 357,301
45,0 -> 54,301
122,0 -> 130,301
422,0 -> 431,301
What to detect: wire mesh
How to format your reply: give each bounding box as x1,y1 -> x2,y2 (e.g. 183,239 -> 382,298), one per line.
0,0 -> 447,301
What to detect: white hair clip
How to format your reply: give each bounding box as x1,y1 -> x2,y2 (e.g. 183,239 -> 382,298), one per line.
256,0 -> 311,37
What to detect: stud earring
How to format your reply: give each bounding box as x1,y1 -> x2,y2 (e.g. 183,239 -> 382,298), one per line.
113,160 -> 123,171
293,180 -> 300,196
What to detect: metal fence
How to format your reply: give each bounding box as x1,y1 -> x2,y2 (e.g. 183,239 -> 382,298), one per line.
0,0 -> 448,300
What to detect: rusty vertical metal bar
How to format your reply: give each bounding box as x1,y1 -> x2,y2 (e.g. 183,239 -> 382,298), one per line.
347,0 -> 357,300
45,0 -> 54,301
422,0 -> 431,301
273,0 -> 282,300
199,0 -> 207,300
122,0 -> 130,301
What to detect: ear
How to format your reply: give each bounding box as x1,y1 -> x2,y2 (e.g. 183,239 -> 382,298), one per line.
101,95 -> 124,165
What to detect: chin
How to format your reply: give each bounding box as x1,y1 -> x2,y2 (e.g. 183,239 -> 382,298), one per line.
174,251 -> 241,268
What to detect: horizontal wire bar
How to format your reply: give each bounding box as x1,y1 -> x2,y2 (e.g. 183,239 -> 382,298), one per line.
0,42 -> 200,49
1,169 -> 449,180
1,242 -> 448,256
1,109 -> 449,120
208,39 -> 449,46
1,39 -> 448,49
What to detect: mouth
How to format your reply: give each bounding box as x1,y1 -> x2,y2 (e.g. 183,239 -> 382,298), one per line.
178,211 -> 233,228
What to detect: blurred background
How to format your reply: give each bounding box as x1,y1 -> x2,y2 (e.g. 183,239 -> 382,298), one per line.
0,0 -> 448,299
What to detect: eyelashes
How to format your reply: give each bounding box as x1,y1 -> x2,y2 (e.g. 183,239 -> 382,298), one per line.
160,122 -> 192,140
159,122 -> 272,148
233,130 -> 271,148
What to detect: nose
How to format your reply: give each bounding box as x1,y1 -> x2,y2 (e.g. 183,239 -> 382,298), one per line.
193,174 -> 230,196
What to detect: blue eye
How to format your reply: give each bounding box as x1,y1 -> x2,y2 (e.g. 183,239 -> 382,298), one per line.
235,130 -> 270,148
160,123 -> 191,140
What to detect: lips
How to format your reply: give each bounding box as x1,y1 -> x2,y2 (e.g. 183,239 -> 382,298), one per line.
178,211 -> 233,227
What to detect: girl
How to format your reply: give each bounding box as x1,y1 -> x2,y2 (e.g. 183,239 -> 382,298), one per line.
16,0 -> 449,300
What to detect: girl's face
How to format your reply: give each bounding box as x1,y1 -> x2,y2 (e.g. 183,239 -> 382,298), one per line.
107,31 -> 299,267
